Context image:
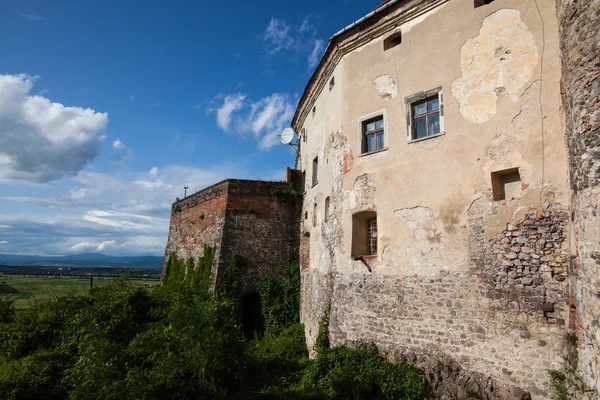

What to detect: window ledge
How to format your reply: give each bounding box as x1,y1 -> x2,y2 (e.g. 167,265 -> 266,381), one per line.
408,132 -> 445,144
359,147 -> 389,158
311,181 -> 319,188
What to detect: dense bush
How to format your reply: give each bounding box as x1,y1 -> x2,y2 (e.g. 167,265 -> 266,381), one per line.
0,257 -> 424,400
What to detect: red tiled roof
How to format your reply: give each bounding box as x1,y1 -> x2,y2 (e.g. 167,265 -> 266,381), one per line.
373,0 -> 392,11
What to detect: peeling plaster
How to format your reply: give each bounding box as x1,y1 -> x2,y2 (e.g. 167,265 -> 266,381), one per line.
451,9 -> 539,124
372,75 -> 398,100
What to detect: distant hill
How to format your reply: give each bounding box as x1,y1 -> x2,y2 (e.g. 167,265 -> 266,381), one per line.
0,253 -> 163,268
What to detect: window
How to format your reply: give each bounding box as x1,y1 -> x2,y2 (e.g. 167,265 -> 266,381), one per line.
474,0 -> 494,7
367,218 -> 378,256
329,76 -> 335,91
384,31 -> 402,51
362,116 -> 385,154
491,168 -> 521,201
301,128 -> 306,143
312,157 -> 318,186
351,211 -> 378,257
324,197 -> 330,222
411,95 -> 441,140
301,170 -> 306,192
313,203 -> 317,227
312,106 -> 316,117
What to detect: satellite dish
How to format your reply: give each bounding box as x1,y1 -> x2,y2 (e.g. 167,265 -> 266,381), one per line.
279,128 -> 295,145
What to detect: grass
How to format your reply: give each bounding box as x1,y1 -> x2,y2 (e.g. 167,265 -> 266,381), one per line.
0,275 -> 159,308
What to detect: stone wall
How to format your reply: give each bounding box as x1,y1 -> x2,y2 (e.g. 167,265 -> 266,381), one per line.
218,180 -> 300,293
556,0 -> 600,391
162,181 -> 229,279
162,176 -> 301,294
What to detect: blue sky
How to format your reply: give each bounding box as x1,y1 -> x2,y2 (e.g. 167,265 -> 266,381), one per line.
0,0 -> 378,256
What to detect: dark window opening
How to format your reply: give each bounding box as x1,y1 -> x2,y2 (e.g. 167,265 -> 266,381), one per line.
312,157 -> 318,186
329,76 -> 335,90
301,171 -> 306,193
352,211 -> 378,257
313,203 -> 317,227
474,0 -> 495,7
362,116 -> 385,154
411,95 -> 440,140
324,196 -> 330,222
242,292 -> 264,338
302,128 -> 306,143
384,31 -> 402,51
312,106 -> 316,117
491,168 -> 521,201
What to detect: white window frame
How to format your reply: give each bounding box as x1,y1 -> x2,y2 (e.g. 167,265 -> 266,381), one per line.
406,88 -> 445,143
357,108 -> 388,156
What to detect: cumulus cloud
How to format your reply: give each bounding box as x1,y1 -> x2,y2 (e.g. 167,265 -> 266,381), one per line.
0,74 -> 108,183
209,92 -> 296,150
308,39 -> 325,69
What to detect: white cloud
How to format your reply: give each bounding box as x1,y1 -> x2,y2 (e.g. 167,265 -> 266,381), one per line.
148,167 -> 159,177
299,15 -> 318,35
0,74 -> 108,183
111,138 -> 133,164
213,93 -> 246,131
210,92 -> 296,150
308,39 -> 325,69
112,139 -> 125,149
263,18 -> 294,55
0,241 -> 8,245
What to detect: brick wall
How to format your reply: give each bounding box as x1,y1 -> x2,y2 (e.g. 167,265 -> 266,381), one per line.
217,180 -> 300,293
556,0 -> 600,391
162,177 -> 301,294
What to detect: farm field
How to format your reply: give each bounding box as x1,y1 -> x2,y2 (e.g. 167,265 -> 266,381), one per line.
0,275 -> 159,308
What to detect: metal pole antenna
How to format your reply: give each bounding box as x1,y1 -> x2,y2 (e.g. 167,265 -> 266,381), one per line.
184,185 -> 188,198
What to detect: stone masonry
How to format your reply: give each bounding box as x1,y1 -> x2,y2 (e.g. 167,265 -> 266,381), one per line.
163,170 -> 301,293
557,0 -> 600,390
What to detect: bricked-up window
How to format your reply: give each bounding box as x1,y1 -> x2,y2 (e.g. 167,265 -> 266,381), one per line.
362,116 -> 385,154
491,167 -> 521,201
411,95 -> 441,140
384,31 -> 402,51
312,157 -> 318,186
352,211 -> 377,257
474,0 -> 494,8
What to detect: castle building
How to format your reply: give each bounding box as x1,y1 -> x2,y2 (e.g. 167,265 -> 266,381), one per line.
292,0 -> 599,398
163,172 -> 301,295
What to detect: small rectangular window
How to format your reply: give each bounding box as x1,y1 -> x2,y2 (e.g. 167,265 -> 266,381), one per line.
312,157 -> 318,187
474,0 -> 494,8
329,76 -> 335,90
362,116 -> 385,154
301,128 -> 306,143
301,170 -> 306,193
411,95 -> 441,140
491,168 -> 521,201
384,31 -> 402,51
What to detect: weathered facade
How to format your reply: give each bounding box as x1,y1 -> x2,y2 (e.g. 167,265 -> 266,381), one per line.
292,0 -> 592,398
557,0 -> 600,392
162,171 -> 301,293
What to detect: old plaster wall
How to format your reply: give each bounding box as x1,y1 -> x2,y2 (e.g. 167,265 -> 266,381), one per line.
557,0 -> 600,391
296,0 -> 570,397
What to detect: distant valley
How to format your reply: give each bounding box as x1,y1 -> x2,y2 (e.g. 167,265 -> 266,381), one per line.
0,253 -> 163,269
